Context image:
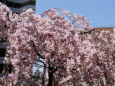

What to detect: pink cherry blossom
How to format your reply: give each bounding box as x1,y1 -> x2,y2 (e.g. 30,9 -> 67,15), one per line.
0,3 -> 114,86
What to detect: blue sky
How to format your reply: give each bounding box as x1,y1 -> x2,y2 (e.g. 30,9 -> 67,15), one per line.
35,0 -> 115,27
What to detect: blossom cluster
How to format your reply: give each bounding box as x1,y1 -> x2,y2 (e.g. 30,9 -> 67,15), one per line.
0,3 -> 114,86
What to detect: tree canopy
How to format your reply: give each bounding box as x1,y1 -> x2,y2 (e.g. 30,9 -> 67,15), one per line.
0,3 -> 115,86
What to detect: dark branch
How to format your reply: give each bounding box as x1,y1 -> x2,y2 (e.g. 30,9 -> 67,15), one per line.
32,41 -> 45,59
79,29 -> 95,35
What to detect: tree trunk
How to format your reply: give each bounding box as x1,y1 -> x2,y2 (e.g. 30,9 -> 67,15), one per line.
48,66 -> 53,86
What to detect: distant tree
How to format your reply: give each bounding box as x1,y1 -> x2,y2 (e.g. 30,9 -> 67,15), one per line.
0,2 -> 114,86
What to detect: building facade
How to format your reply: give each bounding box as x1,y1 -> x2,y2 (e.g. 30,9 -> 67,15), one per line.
0,0 -> 36,13
0,0 -> 36,77
93,27 -> 115,33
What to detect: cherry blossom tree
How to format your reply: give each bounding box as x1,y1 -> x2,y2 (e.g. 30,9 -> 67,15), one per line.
0,2 -> 114,86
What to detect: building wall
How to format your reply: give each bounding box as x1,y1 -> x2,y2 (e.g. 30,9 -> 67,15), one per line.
0,0 -> 36,13
93,27 -> 115,33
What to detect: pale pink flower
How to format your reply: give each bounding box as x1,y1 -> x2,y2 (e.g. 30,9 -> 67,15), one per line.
63,10 -> 71,17
11,58 -> 21,66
